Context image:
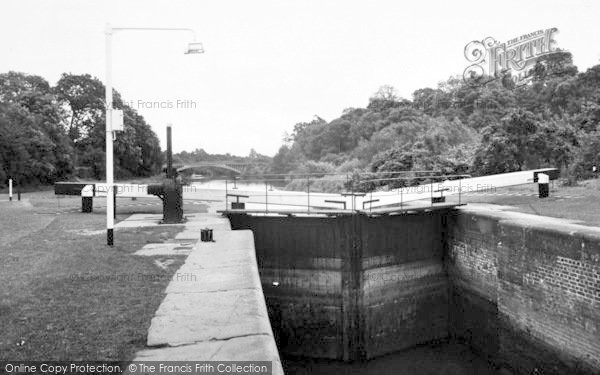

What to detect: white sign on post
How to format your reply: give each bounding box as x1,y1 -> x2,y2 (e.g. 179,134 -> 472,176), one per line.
111,109 -> 124,131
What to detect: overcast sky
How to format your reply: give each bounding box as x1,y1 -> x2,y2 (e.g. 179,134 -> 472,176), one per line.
2,0 -> 600,156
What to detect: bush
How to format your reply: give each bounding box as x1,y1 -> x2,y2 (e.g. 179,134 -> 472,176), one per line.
570,131 -> 600,180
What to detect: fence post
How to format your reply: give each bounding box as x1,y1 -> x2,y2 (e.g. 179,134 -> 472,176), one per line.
265,179 -> 268,213
400,187 -> 403,209
351,176 -> 355,211
307,174 -> 310,214
430,181 -> 433,207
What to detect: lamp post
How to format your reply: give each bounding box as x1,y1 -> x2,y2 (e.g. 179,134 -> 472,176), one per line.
105,24 -> 204,246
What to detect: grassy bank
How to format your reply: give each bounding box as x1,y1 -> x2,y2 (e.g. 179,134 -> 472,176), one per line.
452,178 -> 600,226
0,193 -> 206,361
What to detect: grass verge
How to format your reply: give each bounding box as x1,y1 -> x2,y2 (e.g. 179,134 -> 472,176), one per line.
452,178 -> 600,226
0,198 -> 193,361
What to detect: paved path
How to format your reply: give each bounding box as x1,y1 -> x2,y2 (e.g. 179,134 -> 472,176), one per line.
126,210 -> 283,374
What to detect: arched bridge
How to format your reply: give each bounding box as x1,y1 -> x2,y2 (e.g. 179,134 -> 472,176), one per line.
175,161 -> 268,175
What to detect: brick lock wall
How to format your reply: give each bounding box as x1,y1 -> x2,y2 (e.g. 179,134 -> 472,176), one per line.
228,208 -> 600,373
446,212 -> 500,360
447,209 -> 600,375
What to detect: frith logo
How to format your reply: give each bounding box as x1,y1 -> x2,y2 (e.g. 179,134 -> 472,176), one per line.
463,28 -> 563,87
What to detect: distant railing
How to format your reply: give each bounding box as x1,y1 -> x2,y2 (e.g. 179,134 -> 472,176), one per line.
219,171 -> 470,214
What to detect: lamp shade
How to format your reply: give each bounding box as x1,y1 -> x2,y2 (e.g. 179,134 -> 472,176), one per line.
185,42 -> 204,54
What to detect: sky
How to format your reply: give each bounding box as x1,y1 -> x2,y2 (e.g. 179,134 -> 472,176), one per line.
2,0 -> 600,156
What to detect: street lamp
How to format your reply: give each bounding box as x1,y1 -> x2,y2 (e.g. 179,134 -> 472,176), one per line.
105,24 -> 203,246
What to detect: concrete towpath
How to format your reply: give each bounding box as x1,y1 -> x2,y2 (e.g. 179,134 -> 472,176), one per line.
129,211 -> 284,374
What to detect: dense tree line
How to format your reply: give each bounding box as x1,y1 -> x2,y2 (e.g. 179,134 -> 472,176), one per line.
272,52 -> 600,187
0,72 -> 163,187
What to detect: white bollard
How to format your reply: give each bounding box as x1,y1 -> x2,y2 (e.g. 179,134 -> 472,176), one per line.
81,184 -> 94,213
8,179 -> 12,201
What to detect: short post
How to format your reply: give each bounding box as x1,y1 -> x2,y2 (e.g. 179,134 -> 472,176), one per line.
225,179 -> 229,211
430,181 -> 433,206
538,173 -> 549,198
351,177 -> 355,210
8,178 -> 12,201
307,175 -> 310,214
81,185 -> 94,213
400,187 -> 403,209
265,179 -> 268,213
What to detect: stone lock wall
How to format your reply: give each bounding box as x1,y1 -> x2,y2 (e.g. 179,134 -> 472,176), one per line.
227,212 -> 449,361
227,214 -> 353,360
359,214 -> 448,358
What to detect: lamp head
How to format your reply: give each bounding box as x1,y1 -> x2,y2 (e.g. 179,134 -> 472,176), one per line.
185,42 -> 204,54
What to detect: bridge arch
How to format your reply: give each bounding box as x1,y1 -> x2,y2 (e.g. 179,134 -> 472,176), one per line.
177,164 -> 243,175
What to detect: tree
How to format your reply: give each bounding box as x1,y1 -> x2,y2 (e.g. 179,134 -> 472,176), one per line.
271,145 -> 302,174
290,116 -> 328,160
267,54 -> 600,184
367,85 -> 404,111
54,73 -> 161,178
571,131 -> 600,180
0,72 -> 74,183
320,118 -> 354,155
54,73 -> 110,142
372,150 -> 410,172
472,110 -> 574,175
532,51 -> 578,82
0,103 -> 59,184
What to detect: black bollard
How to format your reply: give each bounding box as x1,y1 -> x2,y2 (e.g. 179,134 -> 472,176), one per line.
82,197 -> 93,213
201,228 -> 214,242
